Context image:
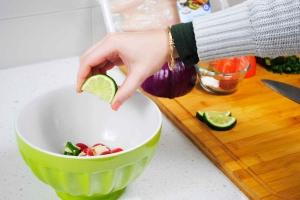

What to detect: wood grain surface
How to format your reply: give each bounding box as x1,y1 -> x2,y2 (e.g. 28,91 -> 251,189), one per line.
120,64 -> 300,200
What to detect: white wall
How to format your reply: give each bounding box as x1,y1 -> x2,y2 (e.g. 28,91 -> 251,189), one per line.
0,0 -> 107,69
0,0 -> 246,69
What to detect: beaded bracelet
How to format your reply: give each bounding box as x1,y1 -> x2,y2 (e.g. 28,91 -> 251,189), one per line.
167,27 -> 175,71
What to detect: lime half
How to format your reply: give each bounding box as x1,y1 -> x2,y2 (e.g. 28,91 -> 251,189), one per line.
81,74 -> 118,103
203,111 -> 236,131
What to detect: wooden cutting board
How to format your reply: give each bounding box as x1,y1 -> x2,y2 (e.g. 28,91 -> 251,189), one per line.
120,64 -> 300,200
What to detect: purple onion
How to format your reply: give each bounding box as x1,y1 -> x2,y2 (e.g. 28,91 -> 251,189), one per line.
141,58 -> 197,98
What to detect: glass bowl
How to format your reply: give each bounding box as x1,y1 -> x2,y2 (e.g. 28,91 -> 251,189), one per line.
195,57 -> 250,94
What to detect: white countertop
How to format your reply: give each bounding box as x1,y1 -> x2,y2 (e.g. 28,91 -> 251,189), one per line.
0,57 -> 249,200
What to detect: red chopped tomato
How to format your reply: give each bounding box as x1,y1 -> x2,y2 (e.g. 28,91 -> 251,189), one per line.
82,148 -> 88,153
100,150 -> 112,155
211,57 -> 253,75
210,58 -> 238,74
76,143 -> 88,151
244,56 -> 256,78
93,143 -> 105,147
86,148 -> 95,156
111,148 -> 123,153
93,143 -> 111,151
219,79 -> 239,90
63,141 -> 123,157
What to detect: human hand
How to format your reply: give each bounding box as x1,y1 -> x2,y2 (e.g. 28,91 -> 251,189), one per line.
77,30 -> 170,111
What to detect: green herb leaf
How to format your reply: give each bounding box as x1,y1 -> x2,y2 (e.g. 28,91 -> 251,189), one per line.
263,56 -> 300,74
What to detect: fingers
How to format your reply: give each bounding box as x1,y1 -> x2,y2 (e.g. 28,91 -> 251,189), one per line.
77,35 -> 118,93
76,70 -> 92,93
111,69 -> 145,111
99,62 -> 115,74
80,38 -> 106,62
77,30 -> 169,111
77,63 -> 93,92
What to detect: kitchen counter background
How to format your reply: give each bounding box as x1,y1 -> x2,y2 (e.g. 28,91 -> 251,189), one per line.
0,57 -> 249,200
0,0 -> 245,69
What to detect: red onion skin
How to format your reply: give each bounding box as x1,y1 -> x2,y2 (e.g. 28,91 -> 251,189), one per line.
141,58 -> 197,98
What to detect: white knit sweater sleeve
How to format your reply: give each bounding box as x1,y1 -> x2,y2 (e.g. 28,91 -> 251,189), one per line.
193,0 -> 300,61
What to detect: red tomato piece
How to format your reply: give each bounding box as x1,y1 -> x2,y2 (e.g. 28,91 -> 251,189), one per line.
217,58 -> 237,73
93,143 -> 111,152
86,148 -> 95,156
76,143 -> 88,151
210,58 -> 238,74
219,79 -> 239,90
82,148 -> 88,153
244,56 -> 256,78
100,150 -> 112,155
111,148 -> 123,153
93,143 -> 105,147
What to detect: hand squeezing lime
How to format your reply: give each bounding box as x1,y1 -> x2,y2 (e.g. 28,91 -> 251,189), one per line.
81,74 -> 118,103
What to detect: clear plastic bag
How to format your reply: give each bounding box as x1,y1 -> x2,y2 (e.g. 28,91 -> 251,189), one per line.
100,0 -> 180,32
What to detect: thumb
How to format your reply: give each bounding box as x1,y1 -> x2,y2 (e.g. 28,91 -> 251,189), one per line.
111,71 -> 145,111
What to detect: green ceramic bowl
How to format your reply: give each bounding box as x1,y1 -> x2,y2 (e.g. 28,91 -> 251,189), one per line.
15,85 -> 162,200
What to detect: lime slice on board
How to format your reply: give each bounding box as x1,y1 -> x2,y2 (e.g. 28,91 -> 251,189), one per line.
81,74 -> 118,103
196,111 -> 205,122
203,111 -> 236,131
196,110 -> 231,122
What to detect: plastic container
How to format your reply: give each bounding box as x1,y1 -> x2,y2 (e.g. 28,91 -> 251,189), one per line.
100,0 -> 181,33
99,0 -> 212,33
177,0 -> 211,23
195,57 -> 250,94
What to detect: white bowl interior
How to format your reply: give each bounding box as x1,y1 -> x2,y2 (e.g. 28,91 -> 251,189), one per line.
16,85 -> 161,154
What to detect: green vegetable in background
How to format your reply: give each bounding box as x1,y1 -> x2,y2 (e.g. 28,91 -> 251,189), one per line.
260,56 -> 300,74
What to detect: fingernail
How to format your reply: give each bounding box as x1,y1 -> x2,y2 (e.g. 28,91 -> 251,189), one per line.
112,101 -> 122,111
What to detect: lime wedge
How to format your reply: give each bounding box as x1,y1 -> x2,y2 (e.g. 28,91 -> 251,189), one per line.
196,110 -> 231,122
81,74 -> 118,103
196,111 -> 205,122
203,111 -> 236,131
